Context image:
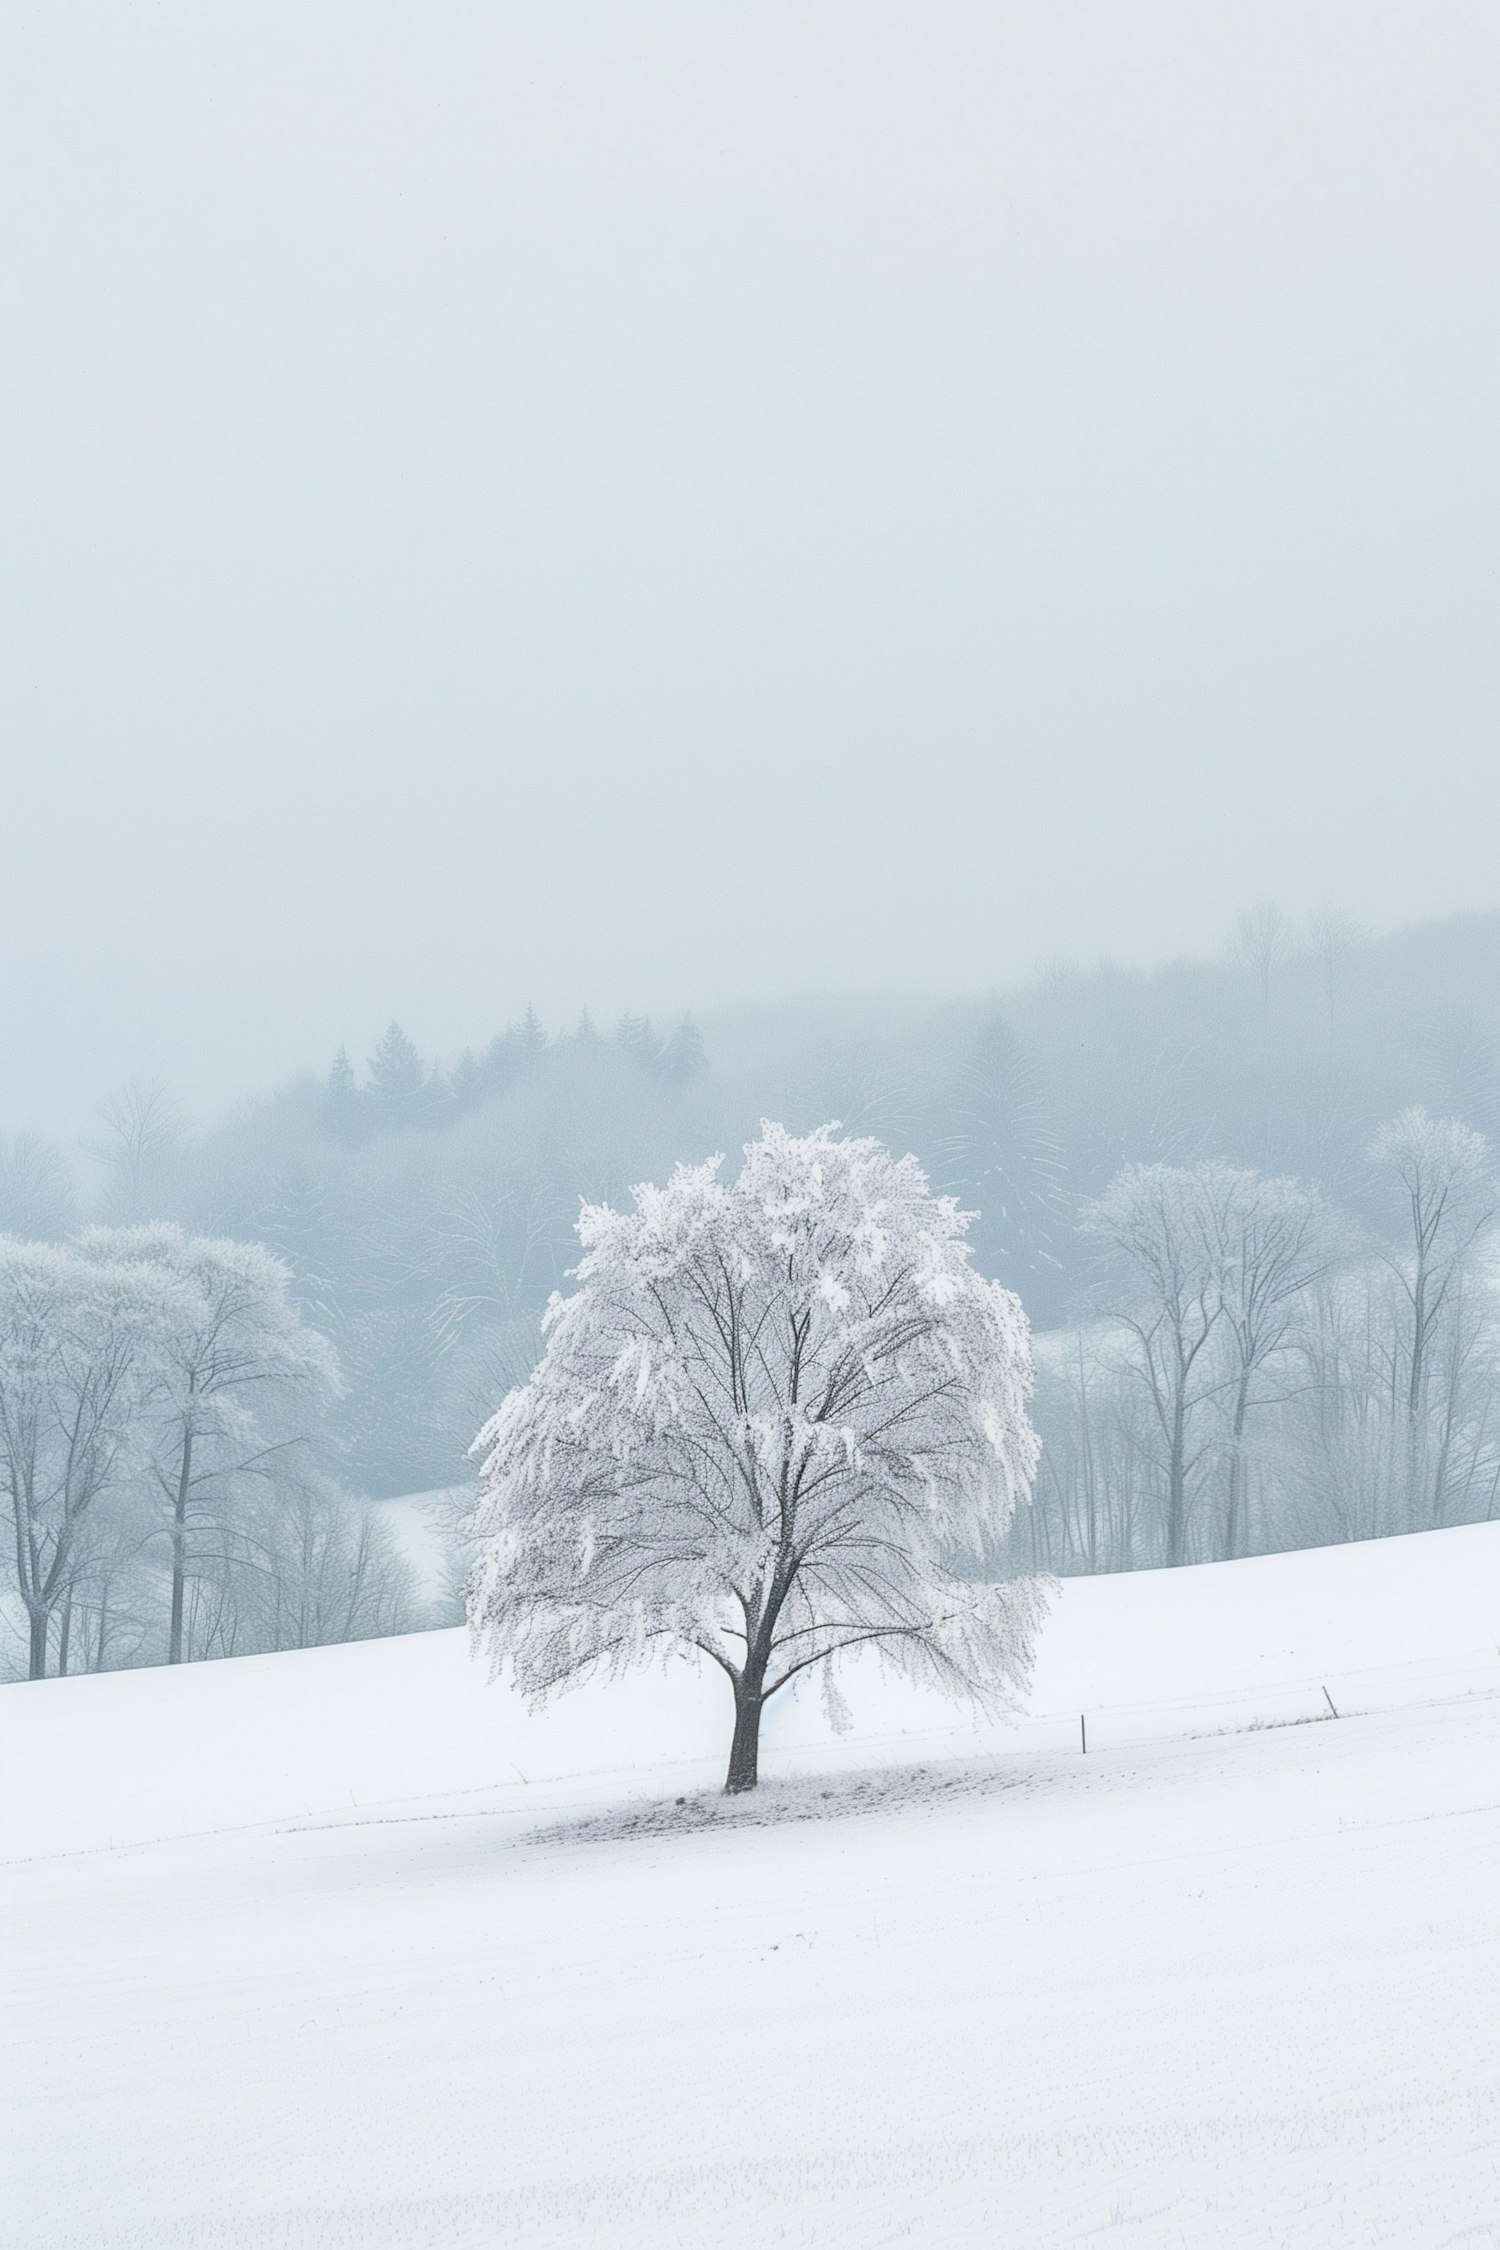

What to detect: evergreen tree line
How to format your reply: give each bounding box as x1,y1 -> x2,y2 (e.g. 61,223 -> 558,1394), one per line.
324,1010 -> 707,1139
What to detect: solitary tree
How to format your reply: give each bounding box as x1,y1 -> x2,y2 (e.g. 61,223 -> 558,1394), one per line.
467,1124 -> 1043,1792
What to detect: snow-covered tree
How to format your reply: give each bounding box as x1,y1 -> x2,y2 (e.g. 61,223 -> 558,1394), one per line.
0,1241 -> 158,1678
1368,1108 -> 1496,1520
1079,1164 -> 1229,1566
1369,1109 -> 1494,1417
468,1123 -> 1043,1792
79,1226 -> 339,1663
1077,1162 -> 1335,1564
1203,1169 -> 1340,1557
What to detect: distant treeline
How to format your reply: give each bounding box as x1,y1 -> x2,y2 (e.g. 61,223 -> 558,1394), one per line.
0,1226 -> 429,1683
3,908 -> 1500,1631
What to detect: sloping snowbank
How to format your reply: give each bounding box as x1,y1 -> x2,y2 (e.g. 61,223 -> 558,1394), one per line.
7,1526 -> 1500,2247
7,1520 -> 1500,1860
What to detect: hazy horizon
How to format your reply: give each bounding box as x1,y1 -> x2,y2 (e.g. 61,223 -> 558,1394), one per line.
6,4 -> 1498,1129
4,898 -> 1493,1145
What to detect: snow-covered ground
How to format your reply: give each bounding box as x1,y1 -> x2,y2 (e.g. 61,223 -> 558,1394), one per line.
6,1525 -> 1500,2245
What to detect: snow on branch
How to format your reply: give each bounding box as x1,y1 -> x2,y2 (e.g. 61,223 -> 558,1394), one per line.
467,1122 -> 1045,1788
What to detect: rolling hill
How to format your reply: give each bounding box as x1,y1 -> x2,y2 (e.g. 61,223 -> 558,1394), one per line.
6,1524 -> 1500,2246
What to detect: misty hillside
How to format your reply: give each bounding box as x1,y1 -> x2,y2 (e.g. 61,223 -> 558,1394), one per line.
6,908 -> 1500,1689
9,12 -> 1500,2239
20,907 -> 1500,1497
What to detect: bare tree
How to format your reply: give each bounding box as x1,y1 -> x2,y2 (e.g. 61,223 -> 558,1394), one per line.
0,1243 -> 154,1678
93,1083 -> 186,1220
1209,1171 -> 1340,1556
1080,1164 -> 1234,1566
190,1475 -> 423,1656
1305,910 -> 1367,1030
1231,904 -> 1296,1011
67,1489 -> 162,1674
79,1225 -> 339,1662
1027,1324 -> 1151,1572
1368,1108 -> 1496,1525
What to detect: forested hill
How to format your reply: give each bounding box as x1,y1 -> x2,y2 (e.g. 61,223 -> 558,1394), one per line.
6,908 -> 1500,1507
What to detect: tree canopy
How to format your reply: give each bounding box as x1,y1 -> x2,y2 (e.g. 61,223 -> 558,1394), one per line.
468,1123 -> 1044,1789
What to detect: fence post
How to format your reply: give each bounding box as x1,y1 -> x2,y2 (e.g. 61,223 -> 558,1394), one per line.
1080,1713 -> 1087,1755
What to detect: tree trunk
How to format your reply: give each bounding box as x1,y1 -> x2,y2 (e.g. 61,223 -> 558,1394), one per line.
1166,1392 -> 1188,1566
724,1672 -> 766,1793
1225,1376 -> 1251,1560
1404,1273 -> 1432,1528
28,1606 -> 47,1682
168,1419 -> 194,1665
57,1588 -> 73,1677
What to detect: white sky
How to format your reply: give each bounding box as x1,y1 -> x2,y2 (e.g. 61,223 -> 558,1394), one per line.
3,2 -> 1498,1126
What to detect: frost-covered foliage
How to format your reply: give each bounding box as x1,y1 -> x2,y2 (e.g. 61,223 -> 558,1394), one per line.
0,1227 -> 419,1681
0,1240 -> 160,1681
1077,1163 -> 1341,1566
468,1123 -> 1043,1789
40,914 -> 1500,1502
77,1226 -> 341,1662
1015,1119 -> 1500,1574
16,920 -> 1500,1589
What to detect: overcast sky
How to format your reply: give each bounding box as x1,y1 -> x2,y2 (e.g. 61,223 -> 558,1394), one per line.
3,2 -> 1498,1127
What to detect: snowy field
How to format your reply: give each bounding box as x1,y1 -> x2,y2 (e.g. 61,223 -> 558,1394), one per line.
6,1524 -> 1500,2246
